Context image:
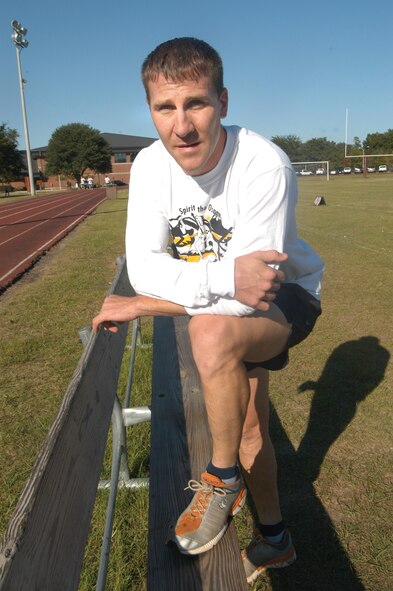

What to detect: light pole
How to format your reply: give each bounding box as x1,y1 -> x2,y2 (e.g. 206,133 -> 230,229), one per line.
11,20 -> 35,196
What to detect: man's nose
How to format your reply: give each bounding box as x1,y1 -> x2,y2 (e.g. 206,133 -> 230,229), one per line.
173,110 -> 194,137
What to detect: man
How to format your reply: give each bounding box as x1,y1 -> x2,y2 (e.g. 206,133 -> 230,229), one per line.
92,37 -> 324,584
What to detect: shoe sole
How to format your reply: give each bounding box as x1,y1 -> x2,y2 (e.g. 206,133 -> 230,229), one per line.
176,487 -> 247,556
246,548 -> 297,584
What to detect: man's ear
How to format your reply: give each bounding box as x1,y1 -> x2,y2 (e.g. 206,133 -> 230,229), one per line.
219,88 -> 228,118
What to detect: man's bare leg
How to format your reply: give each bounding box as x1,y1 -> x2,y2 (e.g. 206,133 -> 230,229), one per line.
173,307 -> 290,555
240,368 -> 297,581
239,368 -> 282,524
188,306 -> 290,470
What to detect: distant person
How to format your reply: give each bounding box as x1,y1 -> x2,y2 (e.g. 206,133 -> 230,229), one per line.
105,175 -> 111,186
80,177 -> 87,189
92,37 -> 324,584
87,176 -> 94,189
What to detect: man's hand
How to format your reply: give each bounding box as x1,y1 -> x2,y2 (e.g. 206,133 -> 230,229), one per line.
234,250 -> 288,310
92,295 -> 138,333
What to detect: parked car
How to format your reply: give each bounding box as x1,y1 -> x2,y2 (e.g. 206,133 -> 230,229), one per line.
354,167 -> 363,174
378,165 -> 387,172
367,167 -> 376,173
111,179 -> 128,186
343,167 -> 352,174
315,168 -> 325,175
300,170 -> 313,176
330,169 -> 337,175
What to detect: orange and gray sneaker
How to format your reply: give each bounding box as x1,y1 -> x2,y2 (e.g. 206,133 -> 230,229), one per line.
242,528 -> 296,584
174,471 -> 246,555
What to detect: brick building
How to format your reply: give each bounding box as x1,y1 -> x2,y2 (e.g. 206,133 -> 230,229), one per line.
12,132 -> 156,191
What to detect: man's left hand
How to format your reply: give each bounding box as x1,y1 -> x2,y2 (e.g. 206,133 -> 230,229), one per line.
92,295 -> 138,333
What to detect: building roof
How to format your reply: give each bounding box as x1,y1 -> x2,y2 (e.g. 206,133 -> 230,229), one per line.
101,132 -> 157,151
30,132 -> 157,155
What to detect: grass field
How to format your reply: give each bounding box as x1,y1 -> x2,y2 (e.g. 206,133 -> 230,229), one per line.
0,176 -> 392,590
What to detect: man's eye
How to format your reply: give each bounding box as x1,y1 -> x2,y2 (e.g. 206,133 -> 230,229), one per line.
158,105 -> 174,112
188,100 -> 204,109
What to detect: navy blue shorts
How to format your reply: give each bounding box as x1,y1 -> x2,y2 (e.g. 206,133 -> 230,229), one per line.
244,283 -> 322,372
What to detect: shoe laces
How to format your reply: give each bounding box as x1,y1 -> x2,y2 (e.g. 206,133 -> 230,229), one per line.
184,479 -> 227,517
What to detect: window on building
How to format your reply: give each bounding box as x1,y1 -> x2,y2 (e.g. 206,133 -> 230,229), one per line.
114,152 -> 127,163
130,151 -> 139,162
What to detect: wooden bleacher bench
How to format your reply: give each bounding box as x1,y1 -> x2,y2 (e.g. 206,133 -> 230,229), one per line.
0,261 -> 247,590
148,315 -> 247,590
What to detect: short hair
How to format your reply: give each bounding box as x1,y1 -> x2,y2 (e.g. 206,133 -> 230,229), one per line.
142,37 -> 224,99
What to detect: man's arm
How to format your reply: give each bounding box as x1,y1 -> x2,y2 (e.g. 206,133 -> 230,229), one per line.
183,250 -> 287,316
92,250 -> 287,333
92,294 -> 186,333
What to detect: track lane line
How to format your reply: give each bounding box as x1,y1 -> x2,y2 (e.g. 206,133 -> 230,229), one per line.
0,194 -> 108,283
0,190 -> 105,226
0,192 -> 106,247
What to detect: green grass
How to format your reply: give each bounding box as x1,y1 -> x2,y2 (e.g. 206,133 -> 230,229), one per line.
0,176 -> 392,590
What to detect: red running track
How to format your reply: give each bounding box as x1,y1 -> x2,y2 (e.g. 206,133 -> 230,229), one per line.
0,189 -> 107,292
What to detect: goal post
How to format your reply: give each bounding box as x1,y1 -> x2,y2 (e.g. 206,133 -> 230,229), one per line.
292,161 -> 330,180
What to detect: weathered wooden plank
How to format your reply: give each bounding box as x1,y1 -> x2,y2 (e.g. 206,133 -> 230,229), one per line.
148,316 -> 248,591
0,259 -> 132,591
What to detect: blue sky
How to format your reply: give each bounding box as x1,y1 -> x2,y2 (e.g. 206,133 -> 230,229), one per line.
1,0 -> 392,150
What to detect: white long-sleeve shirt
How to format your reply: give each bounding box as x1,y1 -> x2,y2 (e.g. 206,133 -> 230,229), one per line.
126,126 -> 324,316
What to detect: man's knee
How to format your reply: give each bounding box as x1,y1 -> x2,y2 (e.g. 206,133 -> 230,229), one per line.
188,315 -> 238,375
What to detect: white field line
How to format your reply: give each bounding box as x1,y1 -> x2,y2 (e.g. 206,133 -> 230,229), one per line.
0,193 -> 105,248
299,224 -> 391,256
0,191 -> 103,225
0,195 -> 107,282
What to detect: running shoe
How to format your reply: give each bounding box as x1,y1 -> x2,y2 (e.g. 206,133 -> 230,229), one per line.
174,471 -> 246,555
242,528 -> 296,584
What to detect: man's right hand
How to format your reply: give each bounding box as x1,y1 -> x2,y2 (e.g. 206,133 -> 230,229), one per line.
234,250 -> 288,309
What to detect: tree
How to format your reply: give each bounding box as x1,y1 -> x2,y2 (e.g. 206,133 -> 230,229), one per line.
364,129 -> 393,167
45,123 -> 112,184
0,123 -> 23,183
302,137 -> 337,163
271,134 -> 303,162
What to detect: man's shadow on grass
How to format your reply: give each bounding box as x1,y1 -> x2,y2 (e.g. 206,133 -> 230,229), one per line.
267,336 -> 390,591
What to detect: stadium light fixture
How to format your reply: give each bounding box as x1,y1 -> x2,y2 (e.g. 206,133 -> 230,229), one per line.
11,20 -> 35,196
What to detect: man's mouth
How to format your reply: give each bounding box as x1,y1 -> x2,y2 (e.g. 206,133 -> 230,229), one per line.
176,141 -> 201,149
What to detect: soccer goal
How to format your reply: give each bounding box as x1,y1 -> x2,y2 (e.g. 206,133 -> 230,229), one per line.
292,161 -> 330,180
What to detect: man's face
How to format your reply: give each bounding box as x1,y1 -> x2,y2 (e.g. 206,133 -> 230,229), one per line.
147,74 -> 228,176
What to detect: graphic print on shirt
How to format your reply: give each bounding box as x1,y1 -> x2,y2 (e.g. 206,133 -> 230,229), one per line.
169,206 -> 233,262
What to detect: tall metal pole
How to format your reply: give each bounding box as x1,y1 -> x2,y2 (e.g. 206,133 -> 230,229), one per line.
15,45 -> 35,196
11,20 -> 35,196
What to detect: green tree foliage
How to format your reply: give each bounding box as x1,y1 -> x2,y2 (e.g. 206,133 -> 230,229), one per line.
364,129 -> 393,166
0,123 -> 23,182
302,137 -> 338,163
270,133 -> 387,170
271,134 -> 303,162
45,123 -> 112,183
